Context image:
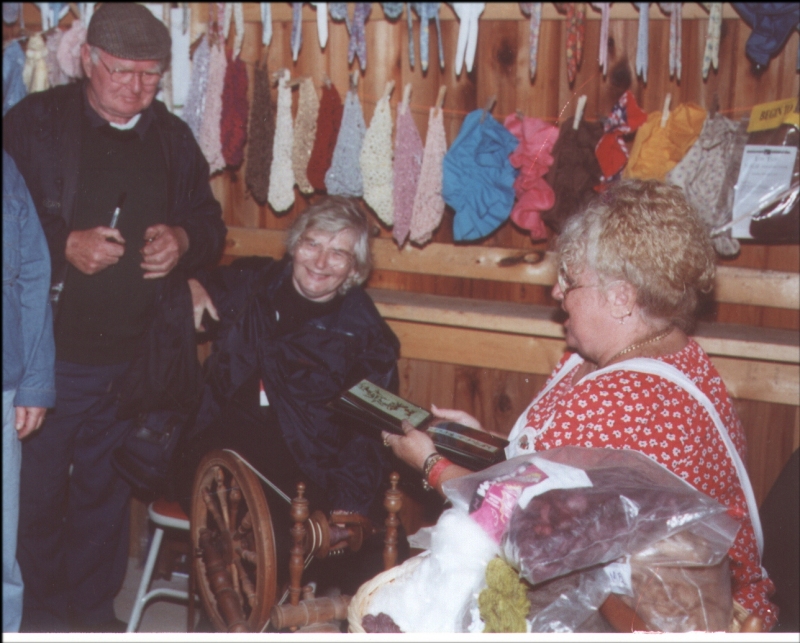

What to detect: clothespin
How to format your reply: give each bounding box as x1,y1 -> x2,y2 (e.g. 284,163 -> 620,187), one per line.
661,93 -> 672,128
401,82 -> 412,115
349,69 -> 359,91
434,85 -> 447,117
480,95 -> 496,123
516,109 -> 525,121
322,72 -> 332,89
709,92 -> 720,118
289,76 -> 304,89
382,80 -> 396,101
573,95 -> 588,130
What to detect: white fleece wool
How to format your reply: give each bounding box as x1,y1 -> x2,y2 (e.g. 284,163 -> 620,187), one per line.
366,508 -> 499,632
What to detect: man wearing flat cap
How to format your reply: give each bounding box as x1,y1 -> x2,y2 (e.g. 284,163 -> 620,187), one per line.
3,3 -> 226,632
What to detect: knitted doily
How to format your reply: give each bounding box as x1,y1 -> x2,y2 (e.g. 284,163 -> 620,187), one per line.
245,60 -> 276,205
325,89 -> 366,198
307,85 -> 344,192
392,105 -> 424,246
292,77 -> 320,195
268,71 -> 296,212
360,93 -> 394,226
198,42 -> 227,174
410,107 -> 447,245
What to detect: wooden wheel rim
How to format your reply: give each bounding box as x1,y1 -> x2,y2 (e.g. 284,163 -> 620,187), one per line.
191,449 -> 277,632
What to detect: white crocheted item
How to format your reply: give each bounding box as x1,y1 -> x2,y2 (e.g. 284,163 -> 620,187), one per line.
392,105 -> 424,246
410,107 -> 447,245
360,94 -> 394,226
198,42 -> 227,174
292,77 -> 320,195
23,33 -> 49,93
325,90 -> 366,198
182,35 -> 210,140
268,71 -> 296,212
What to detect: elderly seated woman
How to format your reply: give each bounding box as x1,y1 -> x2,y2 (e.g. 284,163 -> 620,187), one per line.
384,180 -> 777,629
173,197 -> 400,590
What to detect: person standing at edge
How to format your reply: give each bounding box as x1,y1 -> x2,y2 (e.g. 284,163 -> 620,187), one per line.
3,4 -> 226,632
3,151 -> 56,633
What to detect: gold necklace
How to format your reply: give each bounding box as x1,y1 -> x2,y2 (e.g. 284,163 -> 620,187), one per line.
608,326 -> 674,364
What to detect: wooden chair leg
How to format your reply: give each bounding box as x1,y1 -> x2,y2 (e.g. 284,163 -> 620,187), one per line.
187,551 -> 196,633
383,472 -> 402,571
289,483 -> 309,608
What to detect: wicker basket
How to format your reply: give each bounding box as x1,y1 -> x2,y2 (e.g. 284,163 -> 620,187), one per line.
348,552 -> 756,634
347,552 -> 428,633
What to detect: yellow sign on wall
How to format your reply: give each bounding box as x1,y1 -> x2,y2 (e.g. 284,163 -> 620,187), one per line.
747,98 -> 799,132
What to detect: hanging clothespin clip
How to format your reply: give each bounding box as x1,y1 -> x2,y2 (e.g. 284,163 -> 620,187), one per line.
382,80 -> 396,101
349,69 -> 359,92
289,76 -> 305,89
709,92 -> 720,119
480,95 -> 496,123
322,72 -> 332,89
434,85 -> 447,117
573,95 -> 588,130
401,82 -> 412,115
661,93 -> 672,128
516,109 -> 525,121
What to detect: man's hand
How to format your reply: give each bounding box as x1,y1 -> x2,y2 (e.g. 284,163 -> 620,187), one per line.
15,406 -> 47,440
140,224 -> 189,279
65,227 -> 125,275
188,278 -> 219,331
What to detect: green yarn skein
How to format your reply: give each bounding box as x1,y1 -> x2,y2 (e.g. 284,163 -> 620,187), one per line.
478,557 -> 530,633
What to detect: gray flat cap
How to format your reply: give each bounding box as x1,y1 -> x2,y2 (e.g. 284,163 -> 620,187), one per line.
87,3 -> 171,62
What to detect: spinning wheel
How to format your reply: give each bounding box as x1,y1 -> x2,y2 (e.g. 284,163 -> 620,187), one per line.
191,450 -> 277,632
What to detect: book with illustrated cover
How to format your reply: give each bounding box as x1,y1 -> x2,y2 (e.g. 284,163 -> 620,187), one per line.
332,379 -> 508,471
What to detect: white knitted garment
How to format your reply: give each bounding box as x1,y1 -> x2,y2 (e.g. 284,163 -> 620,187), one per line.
268,72 -> 296,212
410,107 -> 448,245
325,90 -> 366,197
292,77 -> 320,195
360,94 -> 394,226
198,42 -> 227,174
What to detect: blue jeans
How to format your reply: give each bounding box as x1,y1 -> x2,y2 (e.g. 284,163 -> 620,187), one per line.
3,389 -> 23,632
18,361 -> 133,632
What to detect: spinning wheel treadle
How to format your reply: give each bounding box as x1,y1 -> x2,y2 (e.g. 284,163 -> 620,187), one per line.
191,450 -> 277,632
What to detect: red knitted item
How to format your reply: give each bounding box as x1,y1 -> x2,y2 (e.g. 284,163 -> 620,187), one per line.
307,85 -> 344,192
220,51 -> 249,168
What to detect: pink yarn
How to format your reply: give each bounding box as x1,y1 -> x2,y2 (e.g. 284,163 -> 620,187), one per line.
198,42 -> 227,174
504,114 -> 559,240
57,19 -> 86,80
392,106 -> 424,247
410,107 -> 448,246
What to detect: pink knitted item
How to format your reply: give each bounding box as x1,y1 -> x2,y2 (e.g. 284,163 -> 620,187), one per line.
503,114 -> 559,240
198,42 -> 227,174
410,107 -> 448,245
57,19 -> 86,80
392,105 -> 424,246
45,27 -> 68,88
220,51 -> 249,168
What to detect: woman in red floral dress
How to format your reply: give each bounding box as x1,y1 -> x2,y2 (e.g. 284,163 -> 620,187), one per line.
384,180 -> 777,629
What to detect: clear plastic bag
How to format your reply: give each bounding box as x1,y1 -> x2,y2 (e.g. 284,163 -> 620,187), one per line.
442,447 -> 740,588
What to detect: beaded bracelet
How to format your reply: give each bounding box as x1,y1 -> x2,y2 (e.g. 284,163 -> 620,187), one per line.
421,453 -> 444,491
426,457 -> 452,491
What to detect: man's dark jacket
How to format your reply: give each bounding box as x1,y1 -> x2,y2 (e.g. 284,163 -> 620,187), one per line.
3,81 -> 227,415
187,256 -> 400,515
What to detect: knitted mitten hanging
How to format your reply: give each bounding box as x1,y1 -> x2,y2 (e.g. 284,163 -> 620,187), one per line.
325,89 -> 366,197
410,3 -> 444,72
635,3 -> 649,82
245,59 -> 276,205
182,34 -> 211,141
360,91 -> 395,226
198,41 -> 227,174
452,3 -> 485,76
382,2 -> 404,19
349,3 -> 371,69
410,106 -> 448,245
268,70 -> 296,213
702,3 -> 722,78
292,77 -> 320,194
220,50 -> 249,168
658,3 -> 682,80
392,103 -> 424,246
261,3 -> 272,45
311,2 -> 329,48
23,33 -> 49,93
291,2 -> 303,61
45,27 -> 68,87
558,3 -> 585,84
519,3 -> 542,80
591,2 -> 610,77
307,85 -> 344,192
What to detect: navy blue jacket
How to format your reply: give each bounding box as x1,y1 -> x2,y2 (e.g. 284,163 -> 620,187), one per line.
191,256 -> 400,515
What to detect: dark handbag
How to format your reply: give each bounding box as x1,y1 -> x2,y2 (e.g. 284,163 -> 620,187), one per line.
113,409 -> 189,494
